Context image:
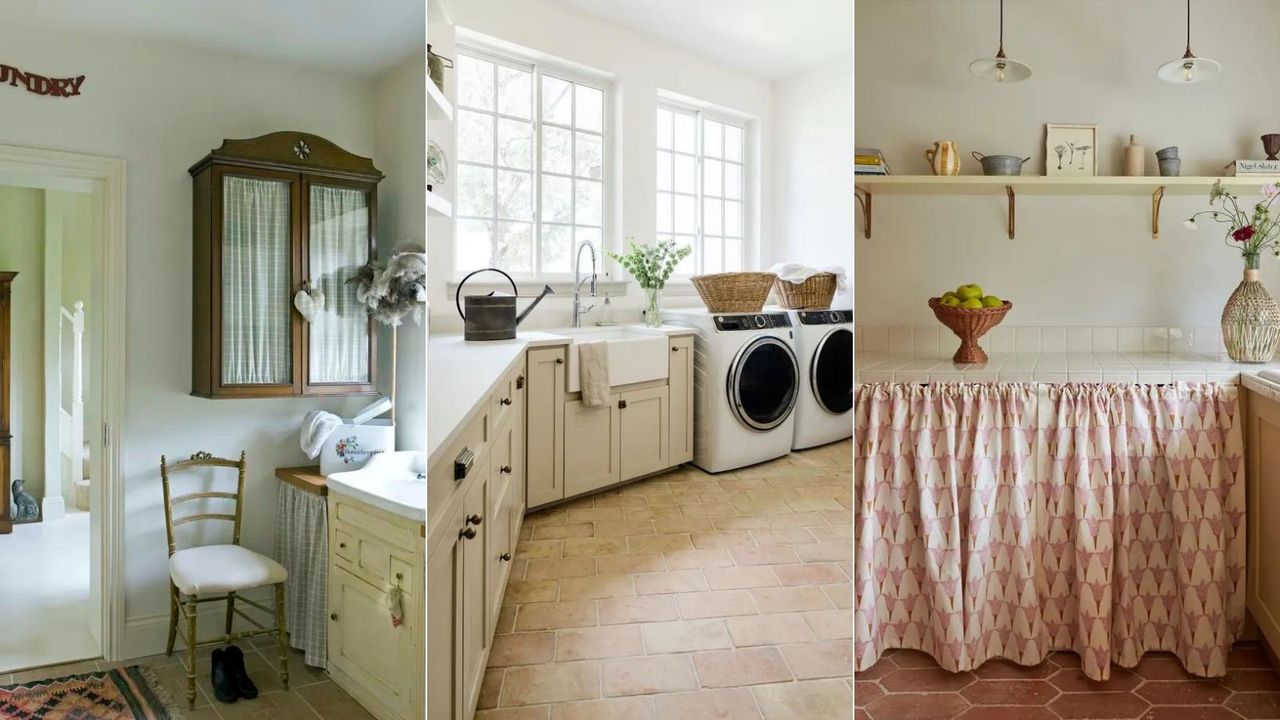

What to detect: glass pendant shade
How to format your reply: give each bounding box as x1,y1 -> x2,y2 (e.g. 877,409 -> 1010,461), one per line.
1160,0 -> 1219,83
971,0 -> 1030,83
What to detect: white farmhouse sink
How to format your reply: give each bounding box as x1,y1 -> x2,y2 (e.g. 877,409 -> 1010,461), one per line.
326,450 -> 426,521
558,327 -> 670,393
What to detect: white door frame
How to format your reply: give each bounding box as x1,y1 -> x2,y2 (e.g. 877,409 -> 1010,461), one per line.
0,143 -> 126,662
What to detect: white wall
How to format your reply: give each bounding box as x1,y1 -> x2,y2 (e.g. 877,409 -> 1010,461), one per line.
0,187 -> 45,500
772,59 -> 854,307
429,0 -> 774,331
855,0 -> 1280,328
0,22 -> 411,655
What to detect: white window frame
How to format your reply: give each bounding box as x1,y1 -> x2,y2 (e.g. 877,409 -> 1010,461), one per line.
657,99 -> 751,277
453,44 -> 613,281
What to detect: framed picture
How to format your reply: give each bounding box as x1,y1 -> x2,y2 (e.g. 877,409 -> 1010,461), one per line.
1045,123 -> 1098,176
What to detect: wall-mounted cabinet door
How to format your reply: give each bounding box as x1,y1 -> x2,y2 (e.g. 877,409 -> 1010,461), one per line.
563,399 -> 620,498
203,167 -> 302,398
620,387 -> 669,481
668,337 -> 694,465
302,179 -> 378,396
526,347 -> 566,508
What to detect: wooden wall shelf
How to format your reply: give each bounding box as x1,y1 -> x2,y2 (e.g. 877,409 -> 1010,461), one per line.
854,175 -> 1280,240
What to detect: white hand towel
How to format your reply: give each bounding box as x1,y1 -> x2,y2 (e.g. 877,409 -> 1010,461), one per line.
820,265 -> 850,291
578,340 -> 611,407
301,410 -> 343,459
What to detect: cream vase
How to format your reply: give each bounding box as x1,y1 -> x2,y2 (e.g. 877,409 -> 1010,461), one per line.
1222,267 -> 1280,363
925,141 -> 961,176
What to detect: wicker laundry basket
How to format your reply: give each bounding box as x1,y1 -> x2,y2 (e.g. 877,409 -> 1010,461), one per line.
774,273 -> 837,310
691,272 -> 776,313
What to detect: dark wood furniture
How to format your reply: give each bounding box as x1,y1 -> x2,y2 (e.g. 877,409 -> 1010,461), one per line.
0,272 -> 12,534
189,132 -> 383,399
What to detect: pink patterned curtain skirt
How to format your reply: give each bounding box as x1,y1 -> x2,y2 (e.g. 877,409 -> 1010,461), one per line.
854,382 -> 1245,681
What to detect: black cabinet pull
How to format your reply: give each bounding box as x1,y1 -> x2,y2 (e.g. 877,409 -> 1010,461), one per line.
467,514 -> 483,526
500,397 -> 512,406
500,553 -> 511,561
618,399 -> 628,409
555,358 -> 564,364
500,465 -> 512,474
459,527 -> 477,540
516,374 -> 525,389
672,346 -> 678,352
330,613 -> 338,621
454,447 -> 475,481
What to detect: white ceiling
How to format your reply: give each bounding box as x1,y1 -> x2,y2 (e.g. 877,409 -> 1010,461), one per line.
552,0 -> 852,80
1,0 -> 422,77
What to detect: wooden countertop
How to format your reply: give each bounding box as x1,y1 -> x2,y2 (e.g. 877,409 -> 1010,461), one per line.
275,465 -> 327,496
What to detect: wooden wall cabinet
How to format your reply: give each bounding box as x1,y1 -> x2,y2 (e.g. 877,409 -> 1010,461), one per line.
189,132 -> 383,398
0,272 -> 13,534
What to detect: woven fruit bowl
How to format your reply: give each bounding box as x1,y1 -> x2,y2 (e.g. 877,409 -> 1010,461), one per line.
928,297 -> 1012,363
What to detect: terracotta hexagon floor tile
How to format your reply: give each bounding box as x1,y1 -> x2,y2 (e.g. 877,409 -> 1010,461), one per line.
1226,691 -> 1280,719
854,660 -> 895,681
1050,666 -> 1144,693
1139,707 -> 1252,720
1049,692 -> 1151,719
1229,645 -> 1274,670
1133,654 -> 1199,681
855,711 -> 872,720
1134,680 -> 1232,705
853,681 -> 883,707
971,658 -> 1058,680
879,667 -> 976,693
955,708 -> 1060,720
865,692 -> 970,720
891,650 -> 941,668
1221,668 -> 1280,692
959,679 -> 1059,705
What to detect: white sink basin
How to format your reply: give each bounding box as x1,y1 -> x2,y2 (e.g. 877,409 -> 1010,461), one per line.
558,327 -> 670,393
327,450 -> 426,521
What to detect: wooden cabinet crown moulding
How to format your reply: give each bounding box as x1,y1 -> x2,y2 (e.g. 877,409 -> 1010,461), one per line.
189,131 -> 385,399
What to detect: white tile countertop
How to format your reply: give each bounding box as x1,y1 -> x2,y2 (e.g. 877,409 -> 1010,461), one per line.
427,325 -> 696,468
857,351 -> 1280,385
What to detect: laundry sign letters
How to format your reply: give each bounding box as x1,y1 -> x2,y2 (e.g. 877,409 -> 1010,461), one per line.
0,63 -> 85,98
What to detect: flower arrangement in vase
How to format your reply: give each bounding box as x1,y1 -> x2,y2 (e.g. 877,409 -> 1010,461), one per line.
1185,181 -> 1280,362
607,238 -> 692,327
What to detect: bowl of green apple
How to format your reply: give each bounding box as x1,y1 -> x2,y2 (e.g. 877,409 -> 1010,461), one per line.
928,283 -> 1012,364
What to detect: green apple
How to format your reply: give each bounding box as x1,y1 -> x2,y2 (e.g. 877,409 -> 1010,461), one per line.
956,284 -> 984,301
939,295 -> 961,307
981,295 -> 1003,307
959,298 -> 983,309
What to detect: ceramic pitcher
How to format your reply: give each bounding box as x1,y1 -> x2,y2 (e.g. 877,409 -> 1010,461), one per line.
925,141 -> 961,176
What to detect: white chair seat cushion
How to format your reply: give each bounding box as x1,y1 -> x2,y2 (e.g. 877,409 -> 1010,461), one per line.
169,544 -> 287,596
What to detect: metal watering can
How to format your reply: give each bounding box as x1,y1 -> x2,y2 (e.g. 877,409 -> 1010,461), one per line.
455,268 -> 554,341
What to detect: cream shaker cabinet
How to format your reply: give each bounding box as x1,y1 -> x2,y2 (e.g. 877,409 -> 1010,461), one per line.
426,501 -> 464,720
526,346 -> 567,507
620,386 -> 670,481
669,336 -> 694,465
1245,387 -> 1280,653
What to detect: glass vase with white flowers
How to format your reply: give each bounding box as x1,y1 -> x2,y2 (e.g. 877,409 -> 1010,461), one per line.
607,238 -> 692,327
1185,181 -> 1280,362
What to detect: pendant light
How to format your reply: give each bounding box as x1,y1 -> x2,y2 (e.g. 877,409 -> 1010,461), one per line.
970,0 -> 1032,83
1158,0 -> 1220,83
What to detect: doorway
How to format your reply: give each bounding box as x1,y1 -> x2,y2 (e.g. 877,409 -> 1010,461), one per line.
0,145 -> 125,672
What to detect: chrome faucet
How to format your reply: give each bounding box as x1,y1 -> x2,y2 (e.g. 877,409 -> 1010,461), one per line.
572,240 -> 598,328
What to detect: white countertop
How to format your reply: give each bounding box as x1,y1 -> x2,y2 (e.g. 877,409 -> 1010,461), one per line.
857,351 -> 1280,385
427,325 -> 696,468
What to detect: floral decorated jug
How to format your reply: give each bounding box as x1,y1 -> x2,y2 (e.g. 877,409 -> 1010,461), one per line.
925,141 -> 961,176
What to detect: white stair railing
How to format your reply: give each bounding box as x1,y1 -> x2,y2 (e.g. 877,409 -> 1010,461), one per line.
58,302 -> 85,513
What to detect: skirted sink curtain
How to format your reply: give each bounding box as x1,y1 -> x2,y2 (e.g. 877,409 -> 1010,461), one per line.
854,382 -> 1246,681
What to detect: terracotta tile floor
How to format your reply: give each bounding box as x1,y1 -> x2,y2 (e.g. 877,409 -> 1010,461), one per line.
2,640 -> 371,720
855,645 -> 1280,720
478,440 -> 853,720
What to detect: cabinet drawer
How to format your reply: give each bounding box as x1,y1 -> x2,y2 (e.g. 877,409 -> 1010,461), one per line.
490,361 -> 525,431
428,406 -> 489,525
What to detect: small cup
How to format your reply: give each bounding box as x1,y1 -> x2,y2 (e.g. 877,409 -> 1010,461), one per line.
1158,158 -> 1182,177
1155,146 -> 1180,161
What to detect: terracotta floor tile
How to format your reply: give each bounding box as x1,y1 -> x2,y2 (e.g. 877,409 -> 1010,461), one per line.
1226,691 -> 1280,718
627,533 -> 695,554
675,589 -> 758,619
780,639 -> 852,679
633,568 -> 708,595
730,545 -> 802,566
1049,692 -> 1150,719
1133,654 -> 1200,681
555,625 -> 644,661
804,609 -> 853,639
562,537 -> 628,557
515,539 -> 564,559
663,548 -> 735,569
864,692 -> 970,720
1229,645 -> 1274,670
651,688 -> 762,720
566,507 -> 624,523
524,557 -> 598,581
593,520 -> 656,537
1136,680 -> 1232,705
891,650 -> 942,668
1222,668 -> 1280,692
601,655 -> 699,696
726,613 -> 815,647
503,579 -> 561,605
703,566 -> 779,590
879,667 -> 976,693
955,708 -> 1059,720
959,678 -> 1059,705
971,657 -> 1058,679
556,574 -> 635,600
549,696 -> 655,720
712,516 -> 773,531
499,661 -> 601,706
596,553 -> 665,575
753,678 -> 852,720
1050,666 -> 1144,693
476,708 -> 552,720
692,647 -> 793,687
854,680 -> 884,707
641,619 -> 733,653
625,507 -> 682,521
771,562 -> 846,586
750,586 -> 833,613
489,632 -> 557,667
514,600 -> 598,631
751,528 -> 816,546
597,595 -> 679,625
1139,707 -> 1249,720
478,669 -> 505,709
690,530 -> 756,548
679,502 -> 736,517
532,523 -> 596,540
654,520 -> 717,539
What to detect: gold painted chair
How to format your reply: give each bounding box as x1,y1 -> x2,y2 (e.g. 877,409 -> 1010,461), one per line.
160,451 -> 289,708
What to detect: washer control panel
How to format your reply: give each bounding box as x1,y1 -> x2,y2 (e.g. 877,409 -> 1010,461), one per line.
796,309 -> 852,326
713,312 -> 792,331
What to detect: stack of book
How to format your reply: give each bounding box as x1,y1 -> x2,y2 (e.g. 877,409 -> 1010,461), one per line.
1227,159 -> 1280,177
856,147 -> 890,175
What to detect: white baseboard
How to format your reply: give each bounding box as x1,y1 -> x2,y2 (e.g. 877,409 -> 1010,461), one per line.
119,587 -> 274,662
41,496 -> 65,521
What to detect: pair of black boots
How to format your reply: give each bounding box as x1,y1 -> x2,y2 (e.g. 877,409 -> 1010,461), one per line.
210,645 -> 258,703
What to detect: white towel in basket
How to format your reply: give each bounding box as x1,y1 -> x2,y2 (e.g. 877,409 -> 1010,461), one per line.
770,263 -> 849,291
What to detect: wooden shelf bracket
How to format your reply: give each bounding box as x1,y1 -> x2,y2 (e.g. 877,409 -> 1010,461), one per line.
1005,185 -> 1016,239
855,187 -> 871,239
1151,185 -> 1165,240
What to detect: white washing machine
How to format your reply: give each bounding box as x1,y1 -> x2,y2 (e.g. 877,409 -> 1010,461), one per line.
785,308 -> 853,449
661,308 -> 800,473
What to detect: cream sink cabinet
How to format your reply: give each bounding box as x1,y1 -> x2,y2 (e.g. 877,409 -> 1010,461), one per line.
528,334 -> 694,509
1245,386 -> 1280,653
427,359 -> 525,720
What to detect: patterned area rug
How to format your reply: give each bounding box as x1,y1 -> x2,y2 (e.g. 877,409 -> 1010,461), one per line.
0,666 -> 183,719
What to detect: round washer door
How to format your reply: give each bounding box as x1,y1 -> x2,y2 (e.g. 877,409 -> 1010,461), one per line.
728,336 -> 800,431
811,328 -> 853,415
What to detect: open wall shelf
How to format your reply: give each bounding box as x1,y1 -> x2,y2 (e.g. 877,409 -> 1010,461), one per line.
854,175 -> 1280,240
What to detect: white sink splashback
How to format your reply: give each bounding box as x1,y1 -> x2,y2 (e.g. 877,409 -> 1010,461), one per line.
559,327 -> 670,392
326,450 -> 426,521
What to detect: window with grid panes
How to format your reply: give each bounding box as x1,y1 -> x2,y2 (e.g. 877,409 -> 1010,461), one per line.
455,49 -> 607,276
656,105 -> 745,275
